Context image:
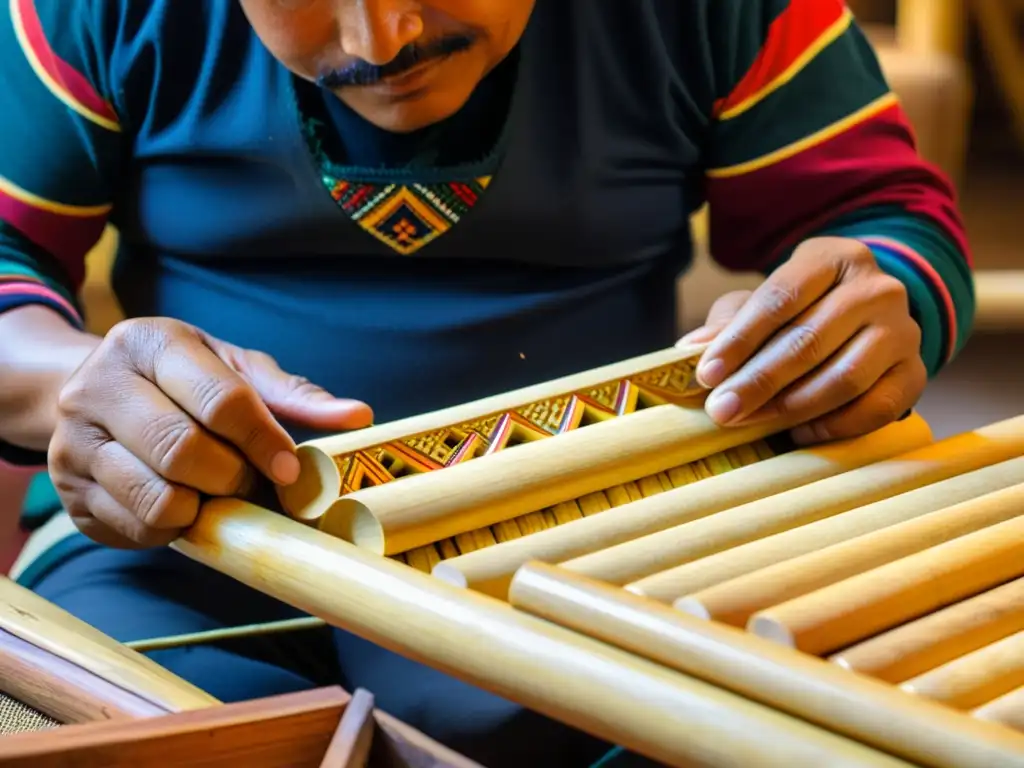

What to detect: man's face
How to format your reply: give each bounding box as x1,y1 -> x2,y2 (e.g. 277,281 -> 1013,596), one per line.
239,0 -> 534,133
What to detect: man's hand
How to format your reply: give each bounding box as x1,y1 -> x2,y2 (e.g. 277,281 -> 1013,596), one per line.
49,317 -> 374,548
678,237 -> 927,445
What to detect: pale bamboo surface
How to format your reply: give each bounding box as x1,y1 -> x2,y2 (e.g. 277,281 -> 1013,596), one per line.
174,499 -> 913,768
974,686 -> 1024,733
577,415 -> 1024,597
974,271 -> 1024,331
749,515 -> 1024,656
431,415 -> 932,598
506,562 -> 1024,768
656,457 -> 1024,607
831,577 -> 1024,683
623,446 -> 1024,603
319,404 -> 794,556
676,480 -> 1024,627
278,345 -> 706,521
0,627 -> 167,724
0,577 -> 217,714
901,630 -> 1024,710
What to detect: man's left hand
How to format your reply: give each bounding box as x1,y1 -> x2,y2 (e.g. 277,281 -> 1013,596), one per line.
677,237 -> 927,445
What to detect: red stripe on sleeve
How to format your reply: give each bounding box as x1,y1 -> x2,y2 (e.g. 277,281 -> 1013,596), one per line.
14,0 -> 119,125
0,191 -> 105,288
705,103 -> 971,272
714,0 -> 849,117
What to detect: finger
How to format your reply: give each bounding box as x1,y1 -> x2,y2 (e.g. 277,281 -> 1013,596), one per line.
789,357 -> 927,446
703,283 -> 875,425
676,326 -> 717,347
735,325 -> 896,427
90,440 -> 200,531
698,258 -> 840,389
147,341 -> 301,486
67,485 -> 183,549
677,292 -> 752,352
84,378 -> 253,497
232,350 -> 374,431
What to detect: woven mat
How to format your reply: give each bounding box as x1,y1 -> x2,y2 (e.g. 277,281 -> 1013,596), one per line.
0,693 -> 60,734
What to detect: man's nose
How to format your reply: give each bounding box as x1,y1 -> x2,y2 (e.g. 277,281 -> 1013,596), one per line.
337,0 -> 424,65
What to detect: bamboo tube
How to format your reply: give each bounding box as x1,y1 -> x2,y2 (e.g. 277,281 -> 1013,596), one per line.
506,562 -> 1024,768
831,577 -> 1024,683
676,481 -> 1024,627
974,686 -> 1024,733
900,631 -> 1024,710
635,457 -> 1024,606
174,499 -> 912,768
0,577 -> 217,714
749,515 -> 1024,656
595,417 -> 1024,598
618,436 -> 1024,606
431,415 -> 932,598
278,346 -> 706,522
319,404 -> 795,556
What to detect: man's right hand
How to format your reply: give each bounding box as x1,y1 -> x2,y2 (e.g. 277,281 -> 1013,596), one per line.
48,317 -> 373,548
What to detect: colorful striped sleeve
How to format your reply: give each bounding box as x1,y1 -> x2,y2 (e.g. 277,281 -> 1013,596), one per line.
703,0 -> 974,376
0,0 -> 120,325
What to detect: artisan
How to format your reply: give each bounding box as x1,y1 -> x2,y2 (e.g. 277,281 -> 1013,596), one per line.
0,1 -> 973,765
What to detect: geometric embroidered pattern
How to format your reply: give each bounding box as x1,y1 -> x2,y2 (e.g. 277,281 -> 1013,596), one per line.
332,357 -> 705,496
323,174 -> 491,255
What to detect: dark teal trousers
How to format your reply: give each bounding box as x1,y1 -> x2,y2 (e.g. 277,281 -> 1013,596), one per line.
29,539 -> 662,768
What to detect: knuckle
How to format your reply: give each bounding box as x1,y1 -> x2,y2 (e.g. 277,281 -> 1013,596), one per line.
127,476 -> 174,526
869,388 -> 906,424
192,376 -> 257,426
830,360 -> 874,401
806,420 -> 834,443
143,413 -> 202,476
871,274 -> 910,305
784,324 -> 823,364
106,318 -> 174,369
744,366 -> 780,399
285,374 -> 320,397
759,282 -> 800,321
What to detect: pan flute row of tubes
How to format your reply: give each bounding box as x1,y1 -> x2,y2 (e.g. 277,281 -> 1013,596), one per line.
267,349 -> 1024,765
393,439 -> 775,573
304,405 -> 1024,743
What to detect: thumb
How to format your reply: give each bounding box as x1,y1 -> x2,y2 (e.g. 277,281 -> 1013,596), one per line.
229,348 -> 374,432
677,290 -> 753,347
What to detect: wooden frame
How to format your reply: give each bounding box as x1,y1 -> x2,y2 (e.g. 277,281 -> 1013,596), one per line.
0,577 -> 480,766
0,687 -> 481,767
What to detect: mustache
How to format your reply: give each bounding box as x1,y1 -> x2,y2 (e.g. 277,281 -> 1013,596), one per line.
317,33 -> 477,88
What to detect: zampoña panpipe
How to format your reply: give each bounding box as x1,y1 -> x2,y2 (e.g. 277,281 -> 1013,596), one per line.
169,345 -> 1024,767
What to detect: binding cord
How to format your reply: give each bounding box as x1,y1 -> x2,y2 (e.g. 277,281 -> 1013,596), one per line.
125,617 -> 328,653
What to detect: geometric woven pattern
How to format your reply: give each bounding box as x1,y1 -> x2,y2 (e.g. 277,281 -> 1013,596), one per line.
323,174 -> 492,256
333,357 -> 705,496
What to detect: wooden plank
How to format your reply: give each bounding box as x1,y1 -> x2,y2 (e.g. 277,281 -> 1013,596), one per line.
0,627 -> 164,724
0,687 -> 349,767
0,577 -> 217,713
320,688 -> 375,767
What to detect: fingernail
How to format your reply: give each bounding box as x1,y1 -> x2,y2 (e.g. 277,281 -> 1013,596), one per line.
697,358 -> 726,389
706,390 -> 742,424
271,451 -> 301,485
